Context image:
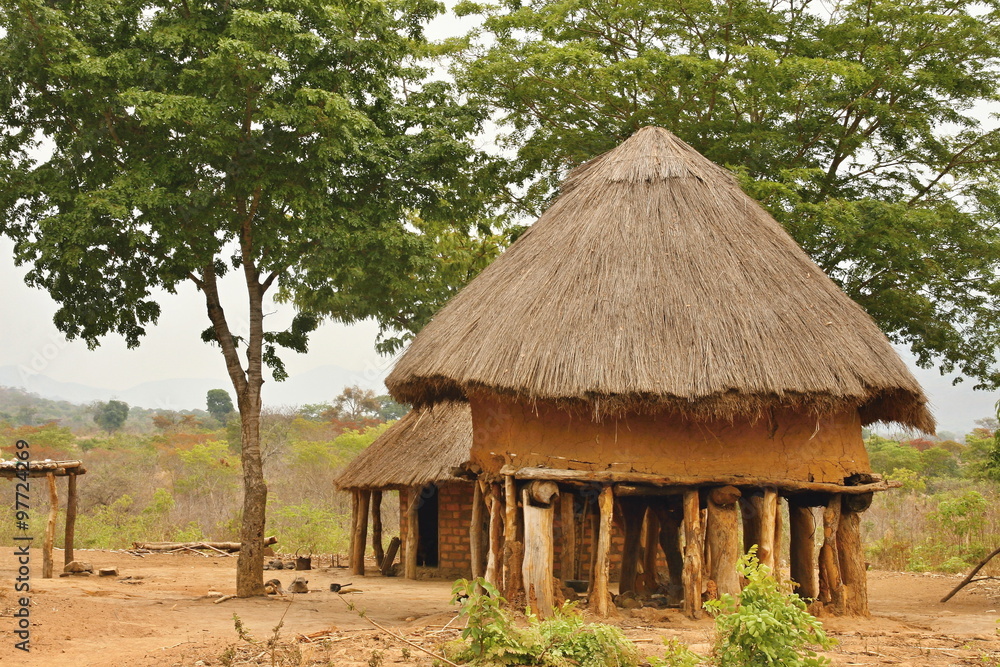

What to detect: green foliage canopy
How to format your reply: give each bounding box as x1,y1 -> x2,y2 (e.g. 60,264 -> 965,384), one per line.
453,0 -> 1000,388
93,399 -> 130,434
206,389 -> 235,424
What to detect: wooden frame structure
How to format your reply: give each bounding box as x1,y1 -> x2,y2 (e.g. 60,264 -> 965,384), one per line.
0,460 -> 86,578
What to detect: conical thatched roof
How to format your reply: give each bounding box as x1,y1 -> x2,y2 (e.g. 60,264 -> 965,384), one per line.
334,402 -> 472,490
387,127 -> 934,433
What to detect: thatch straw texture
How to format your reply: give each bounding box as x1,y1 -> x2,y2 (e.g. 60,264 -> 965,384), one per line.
387,127 -> 933,433
334,402 -> 472,490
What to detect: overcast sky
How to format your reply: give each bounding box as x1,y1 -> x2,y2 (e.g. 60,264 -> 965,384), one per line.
0,8 -> 995,437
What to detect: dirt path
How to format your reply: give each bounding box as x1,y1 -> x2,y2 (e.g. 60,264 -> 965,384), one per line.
1,549 -> 999,666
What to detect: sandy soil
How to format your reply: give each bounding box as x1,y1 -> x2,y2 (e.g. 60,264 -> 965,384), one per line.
1,549 -> 999,666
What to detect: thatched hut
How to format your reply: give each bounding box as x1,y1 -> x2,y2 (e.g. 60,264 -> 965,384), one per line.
334,402 -> 481,578
386,127 -> 934,618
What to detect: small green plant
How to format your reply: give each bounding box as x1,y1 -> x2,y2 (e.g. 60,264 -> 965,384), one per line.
650,638 -> 704,666
704,549 -> 832,667
448,577 -> 640,666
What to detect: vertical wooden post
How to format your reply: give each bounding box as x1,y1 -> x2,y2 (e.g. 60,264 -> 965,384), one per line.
371,489 -> 384,569
44,473 -> 58,578
681,488 -> 704,619
706,486 -> 742,598
758,488 -> 779,573
789,502 -> 818,600
652,503 -> 684,604
773,495 -> 784,582
503,476 -> 524,601
838,494 -> 871,616
559,490 -> 577,581
818,494 -> 844,613
638,508 -> 660,593
64,472 -> 77,566
591,485 -> 614,617
617,497 -> 646,595
521,482 -> 558,617
405,487 -> 419,580
348,489 -> 359,571
351,489 -> 371,576
471,481 -> 485,579
740,493 -> 764,554
486,483 -> 504,588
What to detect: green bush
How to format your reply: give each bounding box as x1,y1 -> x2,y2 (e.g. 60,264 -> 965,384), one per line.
446,578 -> 640,667
704,549 -> 832,667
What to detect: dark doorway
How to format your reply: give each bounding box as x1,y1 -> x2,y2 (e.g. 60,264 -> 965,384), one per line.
416,484 -> 439,567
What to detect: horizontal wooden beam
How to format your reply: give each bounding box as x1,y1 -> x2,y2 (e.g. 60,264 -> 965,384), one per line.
498,466 -> 897,495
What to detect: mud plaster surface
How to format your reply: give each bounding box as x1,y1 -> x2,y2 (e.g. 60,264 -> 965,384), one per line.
470,396 -> 871,483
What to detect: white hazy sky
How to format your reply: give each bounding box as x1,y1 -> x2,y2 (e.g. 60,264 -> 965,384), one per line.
0,8 -> 996,436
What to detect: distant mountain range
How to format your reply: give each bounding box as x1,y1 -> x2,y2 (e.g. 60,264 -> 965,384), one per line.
0,364 -> 390,411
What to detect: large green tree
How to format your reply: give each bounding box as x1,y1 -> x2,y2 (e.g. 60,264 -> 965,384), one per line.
454,0 -> 1000,388
93,399 -> 130,434
0,0 -> 495,594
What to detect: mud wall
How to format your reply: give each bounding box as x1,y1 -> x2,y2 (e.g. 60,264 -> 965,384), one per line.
469,395 -> 870,484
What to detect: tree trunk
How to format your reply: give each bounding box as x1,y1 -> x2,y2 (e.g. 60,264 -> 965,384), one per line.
235,382 -> 267,597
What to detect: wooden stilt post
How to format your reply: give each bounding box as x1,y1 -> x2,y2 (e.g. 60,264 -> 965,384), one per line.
591,485 -> 615,617
64,472 -> 77,566
471,481 -> 485,579
706,486 -> 742,598
405,487 -> 419,580
681,488 -> 704,619
351,489 -> 371,576
653,503 -> 684,604
838,494 -> 871,616
617,497 -> 646,595
521,481 -> 558,616
774,495 -> 784,582
818,494 -> 844,613
758,488 -> 779,573
559,490 -> 577,582
43,473 -> 58,578
348,490 -> 359,572
789,501 -> 818,600
638,508 -> 660,593
503,476 -> 524,601
371,489 -> 384,569
486,483 -> 504,588
740,493 -> 764,554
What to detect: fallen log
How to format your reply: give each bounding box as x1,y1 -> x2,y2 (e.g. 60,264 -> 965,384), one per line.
132,537 -> 278,553
941,545 -> 1000,603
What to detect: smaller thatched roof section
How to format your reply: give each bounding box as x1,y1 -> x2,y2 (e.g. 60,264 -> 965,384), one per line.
334,402 -> 472,490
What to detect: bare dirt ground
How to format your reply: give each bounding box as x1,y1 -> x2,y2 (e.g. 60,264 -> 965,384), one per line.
1,549 -> 999,666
